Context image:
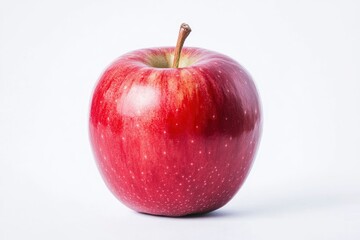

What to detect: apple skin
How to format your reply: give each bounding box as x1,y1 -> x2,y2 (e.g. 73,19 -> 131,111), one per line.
89,47 -> 262,217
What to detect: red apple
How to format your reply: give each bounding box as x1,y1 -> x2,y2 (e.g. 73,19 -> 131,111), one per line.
89,24 -> 262,216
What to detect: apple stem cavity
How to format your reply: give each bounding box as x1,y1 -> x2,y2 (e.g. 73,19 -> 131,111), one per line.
172,23 -> 192,68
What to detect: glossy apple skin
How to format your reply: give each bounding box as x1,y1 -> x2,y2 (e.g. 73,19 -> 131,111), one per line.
89,47 -> 262,216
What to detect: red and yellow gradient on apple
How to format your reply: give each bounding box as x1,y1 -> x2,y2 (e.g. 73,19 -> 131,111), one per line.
89,24 -> 262,216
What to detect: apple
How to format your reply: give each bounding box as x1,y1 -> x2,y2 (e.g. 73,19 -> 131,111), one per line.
89,24 -> 262,216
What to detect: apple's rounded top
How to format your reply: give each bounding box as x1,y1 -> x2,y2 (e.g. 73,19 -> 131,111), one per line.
102,23 -> 246,72
105,23 -> 242,71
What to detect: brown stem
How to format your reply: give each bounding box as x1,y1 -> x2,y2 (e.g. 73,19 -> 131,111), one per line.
172,23 -> 192,68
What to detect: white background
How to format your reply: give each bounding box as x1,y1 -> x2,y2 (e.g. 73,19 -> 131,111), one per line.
1,0 -> 360,239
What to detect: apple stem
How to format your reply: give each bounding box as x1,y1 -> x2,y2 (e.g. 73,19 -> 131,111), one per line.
172,23 -> 192,68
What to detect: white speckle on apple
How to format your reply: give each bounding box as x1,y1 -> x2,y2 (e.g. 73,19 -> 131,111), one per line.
218,70 -> 222,73
190,139 -> 194,143
163,130 -> 167,134
244,110 -> 247,115
199,150 -> 202,154
225,144 -> 228,147
101,134 -> 104,139
212,114 -> 216,119
163,151 -> 166,155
